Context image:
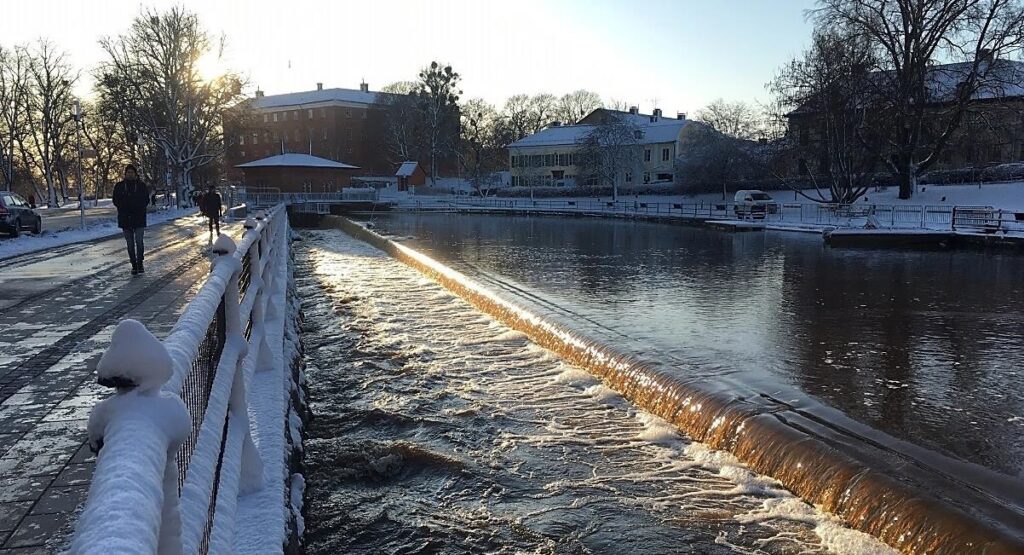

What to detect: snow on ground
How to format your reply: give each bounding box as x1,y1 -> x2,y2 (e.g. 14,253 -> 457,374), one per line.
0,208 -> 194,261
37,198 -> 115,211
412,181 -> 1024,211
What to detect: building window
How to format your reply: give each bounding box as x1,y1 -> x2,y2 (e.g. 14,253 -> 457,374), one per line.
346,110 -> 352,118
239,135 -> 245,146
263,132 -> 268,143
558,153 -> 568,166
657,173 -> 672,181
625,171 -> 632,183
252,133 -> 258,145
240,150 -> 245,158
323,128 -> 328,140
294,129 -> 300,141
272,130 -> 279,141
510,155 -> 517,168
362,110 -> 367,119
644,149 -> 651,162
272,113 -> 278,122
662,147 -> 670,162
263,114 -> 268,123
643,172 -> 650,183
308,109 -> 313,119
321,108 -> 326,119
544,154 -> 554,167
293,110 -> 299,120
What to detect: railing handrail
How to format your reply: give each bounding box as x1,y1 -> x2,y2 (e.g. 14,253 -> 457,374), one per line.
72,204 -> 289,554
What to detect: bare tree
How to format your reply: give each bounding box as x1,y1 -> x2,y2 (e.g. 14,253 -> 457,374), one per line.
815,0 -> 1024,198
576,115 -> 643,201
696,98 -> 764,140
25,40 -> 76,206
495,93 -> 559,146
379,81 -> 423,165
414,61 -> 461,184
769,31 -> 879,204
0,46 -> 32,194
556,90 -> 602,124
98,6 -> 245,206
459,98 -> 502,196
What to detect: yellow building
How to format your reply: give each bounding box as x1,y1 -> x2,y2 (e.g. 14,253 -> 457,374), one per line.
508,108 -> 699,188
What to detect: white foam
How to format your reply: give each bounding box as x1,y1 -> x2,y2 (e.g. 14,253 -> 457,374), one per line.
635,412 -> 685,445
551,367 -> 598,388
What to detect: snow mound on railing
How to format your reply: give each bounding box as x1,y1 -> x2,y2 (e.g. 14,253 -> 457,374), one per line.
97,319 -> 174,393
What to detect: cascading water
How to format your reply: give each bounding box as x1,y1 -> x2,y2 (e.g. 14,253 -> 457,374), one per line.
309,215 -> 1024,554
296,229 -> 892,554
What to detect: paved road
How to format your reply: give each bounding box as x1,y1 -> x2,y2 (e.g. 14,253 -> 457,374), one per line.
0,214 -> 236,553
38,207 -> 117,234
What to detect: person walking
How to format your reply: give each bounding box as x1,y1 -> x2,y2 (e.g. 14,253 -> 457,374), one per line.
112,164 -> 150,275
201,185 -> 222,240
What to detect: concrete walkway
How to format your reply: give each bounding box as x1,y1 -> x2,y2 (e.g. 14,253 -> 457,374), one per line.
0,215 -> 234,553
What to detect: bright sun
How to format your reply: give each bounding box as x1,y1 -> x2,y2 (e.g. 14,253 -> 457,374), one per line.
195,51 -> 226,82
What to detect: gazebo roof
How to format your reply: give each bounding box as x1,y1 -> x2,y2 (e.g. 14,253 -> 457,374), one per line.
235,153 -> 359,169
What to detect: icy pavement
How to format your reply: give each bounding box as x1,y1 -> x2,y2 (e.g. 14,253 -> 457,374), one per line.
0,215 -> 235,552
0,208 -> 197,262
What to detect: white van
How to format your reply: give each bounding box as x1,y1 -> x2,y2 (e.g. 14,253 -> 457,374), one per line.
733,190 -> 778,219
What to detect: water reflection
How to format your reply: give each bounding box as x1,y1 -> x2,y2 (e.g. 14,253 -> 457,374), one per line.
366,213 -> 1024,477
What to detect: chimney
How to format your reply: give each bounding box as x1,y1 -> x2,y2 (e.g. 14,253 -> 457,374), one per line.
629,106 -> 639,115
978,48 -> 995,65
255,89 -> 264,99
359,81 -> 369,93
316,82 -> 323,91
677,112 -> 686,120
653,108 -> 662,119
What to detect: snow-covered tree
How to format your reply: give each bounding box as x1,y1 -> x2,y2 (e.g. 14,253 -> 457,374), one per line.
98,6 -> 245,207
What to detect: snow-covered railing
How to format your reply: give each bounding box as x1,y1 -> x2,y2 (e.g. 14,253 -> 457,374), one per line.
72,204 -> 289,555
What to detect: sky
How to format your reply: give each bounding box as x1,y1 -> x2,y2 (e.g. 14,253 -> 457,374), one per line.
1,0 -> 818,114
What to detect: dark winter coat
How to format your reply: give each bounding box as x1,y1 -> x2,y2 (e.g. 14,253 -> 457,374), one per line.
112,179 -> 149,229
201,191 -> 222,218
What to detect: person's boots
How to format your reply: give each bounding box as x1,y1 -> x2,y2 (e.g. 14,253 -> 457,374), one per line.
138,260 -> 145,274
130,262 -> 139,276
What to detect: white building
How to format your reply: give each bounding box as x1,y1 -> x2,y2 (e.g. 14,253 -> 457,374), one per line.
507,107 -> 700,188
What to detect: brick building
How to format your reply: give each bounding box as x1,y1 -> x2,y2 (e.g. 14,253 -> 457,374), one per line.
786,58 -> 1024,177
225,83 -> 458,185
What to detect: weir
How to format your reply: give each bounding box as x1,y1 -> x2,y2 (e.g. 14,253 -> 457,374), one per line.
317,213 -> 1024,554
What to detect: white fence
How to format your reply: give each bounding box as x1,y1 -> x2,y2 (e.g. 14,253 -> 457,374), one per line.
391,197 -> 1024,233
72,205 -> 289,554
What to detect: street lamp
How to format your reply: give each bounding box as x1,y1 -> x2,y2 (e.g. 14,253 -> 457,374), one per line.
72,99 -> 85,229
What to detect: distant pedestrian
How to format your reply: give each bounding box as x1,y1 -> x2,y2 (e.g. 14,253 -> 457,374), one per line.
112,164 -> 150,276
201,185 -> 222,240
27,194 -> 35,208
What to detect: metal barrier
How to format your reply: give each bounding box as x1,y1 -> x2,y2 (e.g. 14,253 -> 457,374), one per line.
72,205 -> 289,554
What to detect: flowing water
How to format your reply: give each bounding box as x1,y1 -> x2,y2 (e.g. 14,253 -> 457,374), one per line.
297,230 -> 892,554
363,213 -> 1024,480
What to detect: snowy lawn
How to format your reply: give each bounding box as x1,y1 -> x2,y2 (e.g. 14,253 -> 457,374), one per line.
0,208 -> 195,261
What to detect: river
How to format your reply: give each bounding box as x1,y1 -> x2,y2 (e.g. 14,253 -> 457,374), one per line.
296,229 -> 890,554
363,212 -> 1024,479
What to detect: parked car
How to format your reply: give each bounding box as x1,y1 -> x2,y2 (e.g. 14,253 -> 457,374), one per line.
0,192 -> 42,237
733,190 -> 779,219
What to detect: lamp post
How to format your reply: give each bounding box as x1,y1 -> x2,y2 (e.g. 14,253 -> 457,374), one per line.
73,99 -> 85,229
